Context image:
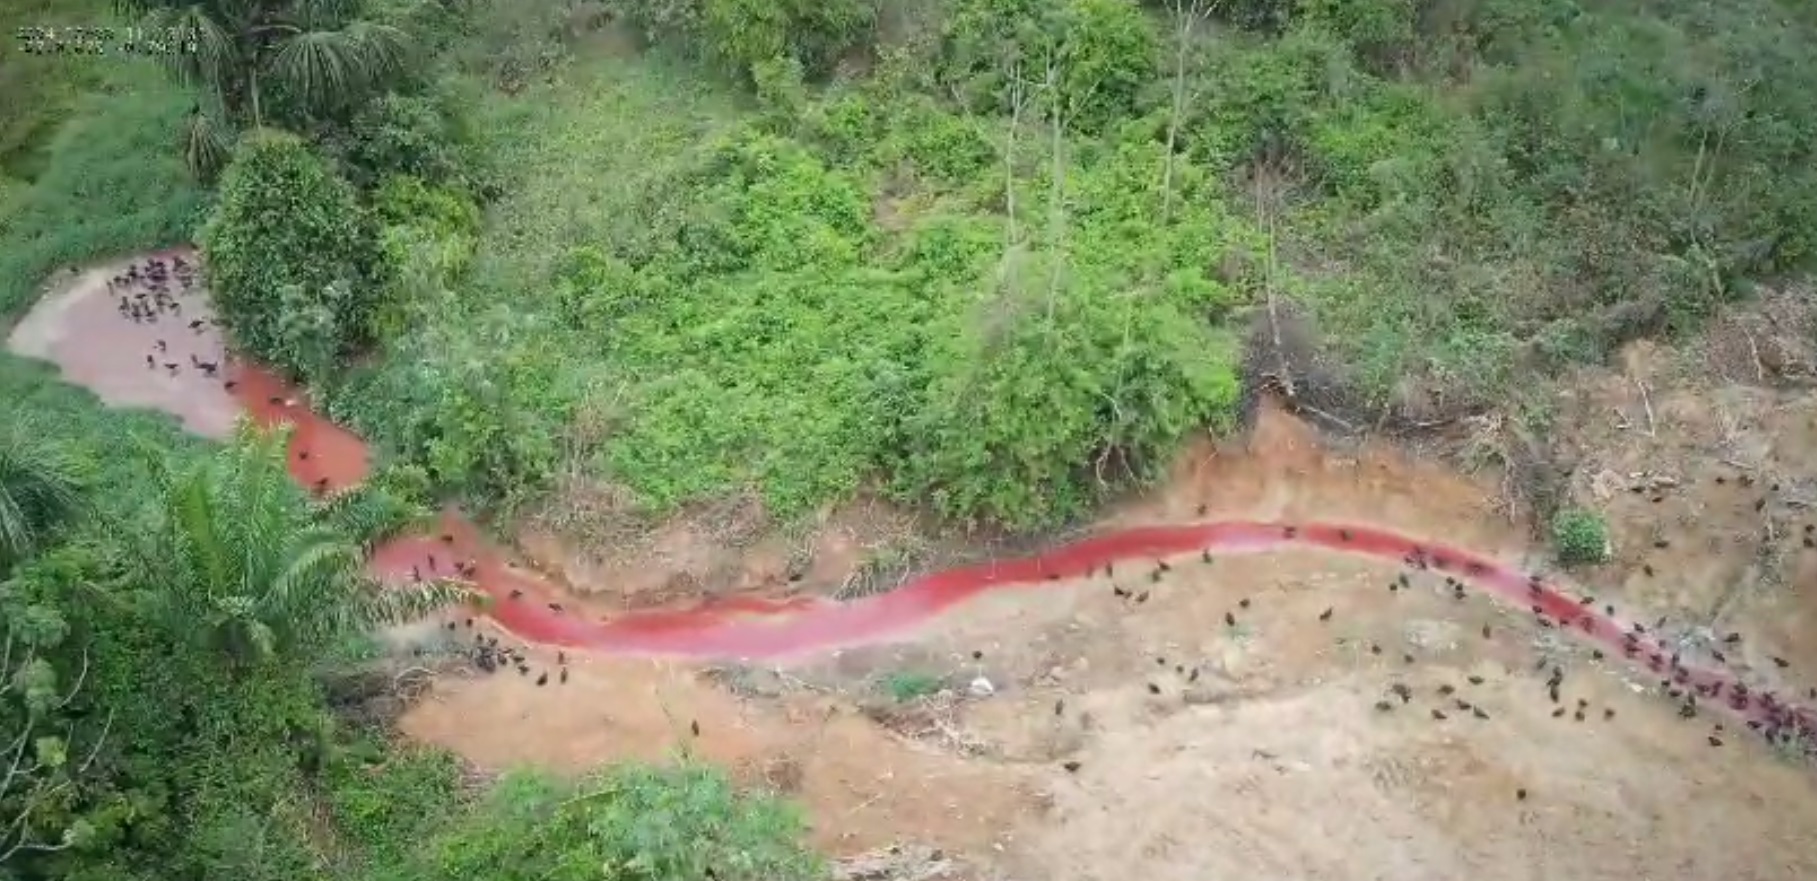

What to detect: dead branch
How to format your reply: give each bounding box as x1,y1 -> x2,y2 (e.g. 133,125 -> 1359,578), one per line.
1632,377 -> 1657,437
54,648 -> 87,710
1043,52 -> 1066,323
1254,174 -> 1292,398
1004,61 -> 1025,245
1161,0 -> 1211,223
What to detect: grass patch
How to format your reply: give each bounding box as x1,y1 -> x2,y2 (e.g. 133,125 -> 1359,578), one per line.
880,670 -> 945,702
0,0 -> 119,182
0,69 -> 205,321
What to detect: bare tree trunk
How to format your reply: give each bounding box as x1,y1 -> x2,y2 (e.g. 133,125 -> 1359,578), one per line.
1162,0 -> 1208,224
1005,62 -> 1025,246
1045,54 -> 1066,325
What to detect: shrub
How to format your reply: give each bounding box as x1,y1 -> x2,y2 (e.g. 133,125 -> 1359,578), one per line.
199,131 -> 373,382
1550,508 -> 1609,566
421,765 -> 823,881
941,0 -> 1160,131
325,91 -> 491,196
611,0 -> 879,80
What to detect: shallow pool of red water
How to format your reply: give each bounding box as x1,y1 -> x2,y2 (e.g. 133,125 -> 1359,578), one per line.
220,360 -> 1815,746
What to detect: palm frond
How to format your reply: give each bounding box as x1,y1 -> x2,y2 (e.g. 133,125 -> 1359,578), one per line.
356,578 -> 477,630
0,422 -> 94,566
135,6 -> 237,95
269,22 -> 408,115
316,482 -> 432,553
185,110 -> 236,181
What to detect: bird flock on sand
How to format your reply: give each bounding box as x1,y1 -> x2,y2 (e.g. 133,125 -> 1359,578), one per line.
1051,499 -> 1817,802
417,534 -> 576,687
111,254 -> 226,379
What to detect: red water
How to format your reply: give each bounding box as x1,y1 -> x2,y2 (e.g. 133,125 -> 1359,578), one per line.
220,361 -> 1817,750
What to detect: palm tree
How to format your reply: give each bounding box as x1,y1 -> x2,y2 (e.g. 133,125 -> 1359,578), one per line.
115,0 -> 412,175
0,423 -> 92,573
119,419 -> 470,668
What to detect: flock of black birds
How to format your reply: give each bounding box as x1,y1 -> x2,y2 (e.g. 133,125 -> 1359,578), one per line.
1052,503 -> 1817,801
110,255 -> 225,379
415,532 -> 578,687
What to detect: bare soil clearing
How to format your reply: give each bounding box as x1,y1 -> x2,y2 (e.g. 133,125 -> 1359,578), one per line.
12,253 -> 1817,880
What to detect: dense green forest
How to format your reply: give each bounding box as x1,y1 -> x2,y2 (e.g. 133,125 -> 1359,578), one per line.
4,0 -> 1817,878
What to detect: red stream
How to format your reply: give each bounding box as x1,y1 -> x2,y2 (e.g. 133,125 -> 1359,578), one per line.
224,362 -> 1817,748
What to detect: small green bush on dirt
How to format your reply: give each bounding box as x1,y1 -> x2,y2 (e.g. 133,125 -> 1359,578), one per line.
881,671 -> 943,702
1550,508 -> 1609,566
200,131 -> 374,382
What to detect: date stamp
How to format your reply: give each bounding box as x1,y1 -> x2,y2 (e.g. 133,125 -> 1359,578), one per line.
15,25 -> 200,57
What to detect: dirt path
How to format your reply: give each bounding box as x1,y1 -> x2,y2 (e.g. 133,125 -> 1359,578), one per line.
12,250 -> 1817,880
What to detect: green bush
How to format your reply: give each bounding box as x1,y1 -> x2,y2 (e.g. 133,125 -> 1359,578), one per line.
611,0 -> 879,80
325,91 -> 492,196
941,0 -> 1160,131
1550,508 -> 1609,566
418,765 -> 823,881
199,131 -> 374,382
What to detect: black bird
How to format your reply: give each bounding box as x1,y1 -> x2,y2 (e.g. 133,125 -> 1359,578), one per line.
559,668 -> 569,684
548,602 -> 565,613
1224,612 -> 1236,627
1146,682 -> 1161,695
1062,760 -> 1082,772
535,671 -> 548,686
690,720 -> 701,737
145,354 -> 155,369
509,588 -> 524,599
1318,607 -> 1333,622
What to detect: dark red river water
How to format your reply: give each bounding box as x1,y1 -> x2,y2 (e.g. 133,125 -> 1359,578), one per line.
222,361 -> 1817,749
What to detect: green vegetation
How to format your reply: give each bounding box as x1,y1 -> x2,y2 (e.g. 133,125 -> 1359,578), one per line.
1550,508 -> 1610,566
0,404 -> 814,880
7,0 -> 1817,878
881,670 -> 945,702
199,131 -> 375,382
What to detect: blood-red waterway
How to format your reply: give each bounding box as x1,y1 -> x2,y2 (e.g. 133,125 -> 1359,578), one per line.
222,361 -> 1815,745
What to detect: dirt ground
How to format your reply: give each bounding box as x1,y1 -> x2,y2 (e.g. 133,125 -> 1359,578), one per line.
403,392 -> 1817,880
14,253 -> 1817,880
